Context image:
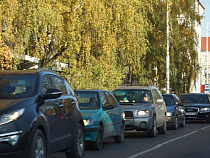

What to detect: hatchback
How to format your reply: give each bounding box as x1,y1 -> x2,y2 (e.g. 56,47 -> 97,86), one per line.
0,69 -> 85,158
75,90 -> 125,150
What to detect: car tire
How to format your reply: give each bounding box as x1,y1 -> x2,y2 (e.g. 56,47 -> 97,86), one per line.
147,116 -> 157,137
158,116 -> 167,134
114,123 -> 124,143
179,117 -> 185,127
66,123 -> 85,158
172,116 -> 178,130
92,125 -> 103,150
26,129 -> 46,158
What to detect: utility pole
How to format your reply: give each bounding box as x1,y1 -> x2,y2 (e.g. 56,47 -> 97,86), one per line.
166,0 -> 170,93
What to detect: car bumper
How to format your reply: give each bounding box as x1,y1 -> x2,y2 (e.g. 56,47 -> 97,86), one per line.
0,121 -> 29,157
185,112 -> 210,120
124,116 -> 153,132
166,116 -> 175,126
84,126 -> 99,142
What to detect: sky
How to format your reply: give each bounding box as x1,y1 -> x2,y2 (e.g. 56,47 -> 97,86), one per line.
200,0 -> 210,37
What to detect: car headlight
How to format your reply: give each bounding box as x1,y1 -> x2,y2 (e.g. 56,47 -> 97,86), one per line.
200,107 -> 210,112
122,112 -> 125,120
83,119 -> 94,126
137,110 -> 150,116
167,112 -> 172,117
0,108 -> 25,125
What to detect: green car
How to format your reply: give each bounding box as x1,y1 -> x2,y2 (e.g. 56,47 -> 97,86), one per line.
74,90 -> 125,150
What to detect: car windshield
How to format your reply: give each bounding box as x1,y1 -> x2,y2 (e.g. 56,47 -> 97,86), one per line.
180,95 -> 209,104
112,89 -> 152,103
75,91 -> 100,110
162,95 -> 175,105
0,75 -> 37,99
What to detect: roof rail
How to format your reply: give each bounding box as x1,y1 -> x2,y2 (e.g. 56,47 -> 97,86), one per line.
36,69 -> 59,74
119,84 -> 155,87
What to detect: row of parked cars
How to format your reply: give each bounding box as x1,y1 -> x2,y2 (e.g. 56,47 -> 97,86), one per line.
1,69 -> 210,158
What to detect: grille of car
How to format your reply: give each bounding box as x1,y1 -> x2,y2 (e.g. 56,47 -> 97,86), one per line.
185,107 -> 199,118
185,108 -> 198,112
124,111 -> 133,117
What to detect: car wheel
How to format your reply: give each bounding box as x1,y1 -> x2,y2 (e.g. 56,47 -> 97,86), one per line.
147,116 -> 157,137
66,123 -> 85,158
158,116 -> 167,134
179,117 -> 185,127
172,116 -> 178,130
92,125 -> 103,150
26,129 -> 46,158
114,123 -> 124,143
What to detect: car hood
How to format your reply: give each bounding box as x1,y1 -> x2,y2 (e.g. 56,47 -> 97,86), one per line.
183,103 -> 210,107
166,105 -> 176,112
0,97 -> 35,111
81,110 -> 101,119
120,103 -> 152,111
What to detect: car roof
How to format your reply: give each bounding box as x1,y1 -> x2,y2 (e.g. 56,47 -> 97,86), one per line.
162,94 -> 173,96
0,69 -> 59,76
75,89 -> 107,92
181,93 -> 208,96
113,85 -> 156,90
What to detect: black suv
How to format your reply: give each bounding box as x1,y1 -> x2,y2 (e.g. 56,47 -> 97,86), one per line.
112,85 -> 167,137
0,69 -> 85,158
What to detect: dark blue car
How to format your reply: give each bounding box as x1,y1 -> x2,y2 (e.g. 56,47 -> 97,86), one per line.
75,90 -> 125,150
162,94 -> 185,130
180,93 -> 210,122
0,69 -> 85,158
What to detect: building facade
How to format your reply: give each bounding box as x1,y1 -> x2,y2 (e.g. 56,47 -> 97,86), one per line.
190,0 -> 205,93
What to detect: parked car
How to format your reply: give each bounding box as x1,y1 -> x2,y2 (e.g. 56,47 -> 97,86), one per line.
112,85 -> 167,137
180,93 -> 210,122
74,90 -> 125,150
0,69 -> 85,158
162,94 -> 185,130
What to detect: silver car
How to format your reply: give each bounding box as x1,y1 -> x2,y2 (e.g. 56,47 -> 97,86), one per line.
112,85 -> 167,137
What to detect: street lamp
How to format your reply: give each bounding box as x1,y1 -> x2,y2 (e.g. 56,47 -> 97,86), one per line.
166,0 -> 170,93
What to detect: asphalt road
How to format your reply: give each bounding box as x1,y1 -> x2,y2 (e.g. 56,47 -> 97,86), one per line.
48,121 -> 210,158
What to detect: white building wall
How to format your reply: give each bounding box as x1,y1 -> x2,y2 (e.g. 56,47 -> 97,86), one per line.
190,0 -> 205,93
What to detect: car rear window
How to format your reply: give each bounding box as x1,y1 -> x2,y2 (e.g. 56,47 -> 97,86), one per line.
0,75 -> 37,99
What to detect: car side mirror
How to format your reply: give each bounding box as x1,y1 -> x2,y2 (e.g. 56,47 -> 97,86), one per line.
43,88 -> 62,100
156,99 -> 163,103
178,102 -> 183,106
103,104 -> 114,111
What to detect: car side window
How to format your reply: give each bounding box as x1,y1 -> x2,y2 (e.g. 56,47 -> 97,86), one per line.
51,76 -> 67,95
42,75 -> 54,95
152,89 -> 161,101
208,95 -> 210,103
105,92 -> 118,108
100,92 -> 110,110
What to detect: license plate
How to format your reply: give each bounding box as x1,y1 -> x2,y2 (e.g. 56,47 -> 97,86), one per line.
125,120 -> 131,125
185,112 -> 197,115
